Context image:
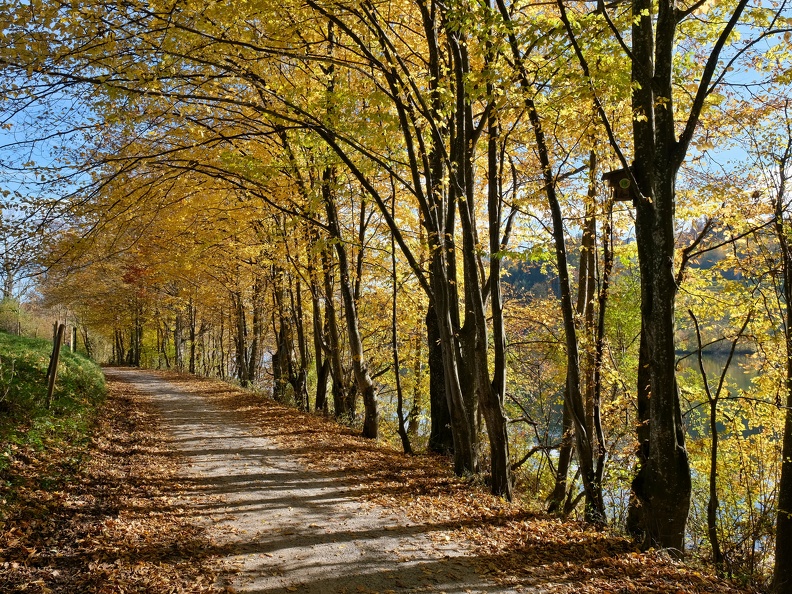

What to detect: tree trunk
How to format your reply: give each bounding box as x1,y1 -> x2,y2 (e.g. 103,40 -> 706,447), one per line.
483,35 -> 512,500
632,168 -> 691,553
773,156 -> 792,592
408,332 -> 424,439
113,328 -> 122,365
232,291 -> 249,386
218,308 -> 226,379
247,275 -> 263,385
188,298 -> 197,375
322,240 -> 353,420
174,310 -> 184,371
592,195 -> 613,501
391,225 -> 412,455
494,0 -> 599,508
80,324 -> 93,359
625,0 -> 700,552
132,303 -> 143,367
429,251 -> 478,475
311,276 -> 329,413
448,24 -> 511,493
427,304 -> 453,454
272,270 -> 294,404
627,329 -> 651,537
324,180 -> 378,439
523,98 -> 604,521
547,396 -> 575,514
291,276 -> 310,411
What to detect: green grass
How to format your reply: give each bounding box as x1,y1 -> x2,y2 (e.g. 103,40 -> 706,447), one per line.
0,330 -> 106,474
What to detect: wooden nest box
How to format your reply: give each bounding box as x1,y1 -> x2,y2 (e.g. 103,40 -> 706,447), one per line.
602,167 -> 637,203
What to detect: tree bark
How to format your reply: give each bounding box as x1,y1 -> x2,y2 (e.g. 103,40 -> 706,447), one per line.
391,221 -> 412,455
232,290 -> 249,386
629,0 -> 692,549
547,401 -> 574,514
311,271 -> 330,413
246,275 -> 264,385
324,188 -> 378,439
773,151 -> 792,592
188,298 -> 197,375
427,304 -> 453,454
272,267 -> 296,404
290,277 -> 310,411
321,244 -> 352,420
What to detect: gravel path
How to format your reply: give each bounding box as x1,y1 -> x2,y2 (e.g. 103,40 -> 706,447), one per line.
106,368 -> 522,594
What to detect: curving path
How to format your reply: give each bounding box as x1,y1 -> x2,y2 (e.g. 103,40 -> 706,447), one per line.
105,368 -> 525,594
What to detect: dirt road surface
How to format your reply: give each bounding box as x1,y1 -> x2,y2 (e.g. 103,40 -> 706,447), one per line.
105,368 -> 523,594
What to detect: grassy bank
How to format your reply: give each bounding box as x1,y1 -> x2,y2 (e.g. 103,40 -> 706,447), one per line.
0,330 -> 105,479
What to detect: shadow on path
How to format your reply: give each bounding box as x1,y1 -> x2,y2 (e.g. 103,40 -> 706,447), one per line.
104,368 -> 527,594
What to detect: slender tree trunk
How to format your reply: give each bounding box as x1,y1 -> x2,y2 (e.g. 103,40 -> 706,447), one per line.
319,22 -> 356,423
311,274 -> 330,413
593,197 -> 613,494
132,303 -> 143,367
291,277 -> 310,411
46,324 -> 65,409
473,70 -> 512,498
408,331 -> 424,439
494,0 -> 598,508
189,298 -> 197,375
548,157 -> 602,515
272,268 -> 293,403
247,275 -> 263,385
391,224 -> 412,454
233,290 -> 249,386
155,318 -> 163,369
415,0 -> 476,473
322,243 -> 352,419
277,131 -> 326,413
524,99 -> 604,521
114,328 -> 122,366
773,156 -> 792,592
174,311 -> 184,371
324,183 -> 378,439
580,198 -> 597,440
80,324 -> 93,359
448,23 -> 512,493
547,398 -> 575,514
218,308 -> 226,379
429,251 -> 477,475
427,304 -> 453,454
706,387 -> 724,572
162,319 -> 171,369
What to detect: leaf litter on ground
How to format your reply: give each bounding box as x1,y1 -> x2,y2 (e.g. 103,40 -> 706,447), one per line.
0,369 -> 759,593
157,371 -> 757,594
0,376 -> 222,593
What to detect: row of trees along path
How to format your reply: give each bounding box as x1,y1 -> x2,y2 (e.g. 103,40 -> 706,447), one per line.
2,0 -> 792,589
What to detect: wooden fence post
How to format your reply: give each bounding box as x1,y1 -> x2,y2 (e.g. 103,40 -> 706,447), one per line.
46,324 -> 65,409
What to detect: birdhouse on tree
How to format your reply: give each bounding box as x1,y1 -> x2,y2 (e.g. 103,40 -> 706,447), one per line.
602,167 -> 638,203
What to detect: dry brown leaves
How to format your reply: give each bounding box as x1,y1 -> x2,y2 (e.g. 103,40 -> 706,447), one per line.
0,376 -> 222,594
96,371 -> 758,594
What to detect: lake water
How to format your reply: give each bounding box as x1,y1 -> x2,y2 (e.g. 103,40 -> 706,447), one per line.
676,350 -> 756,393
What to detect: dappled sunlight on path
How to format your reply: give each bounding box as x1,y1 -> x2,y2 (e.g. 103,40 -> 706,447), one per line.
106,368 -> 523,593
